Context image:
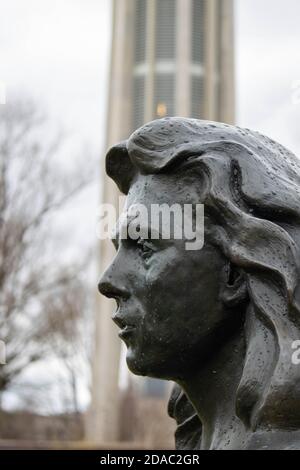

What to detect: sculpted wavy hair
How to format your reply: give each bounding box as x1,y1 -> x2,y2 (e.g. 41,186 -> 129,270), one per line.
106,117 -> 300,434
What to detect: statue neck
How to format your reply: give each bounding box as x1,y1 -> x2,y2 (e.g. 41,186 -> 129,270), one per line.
179,328 -> 249,450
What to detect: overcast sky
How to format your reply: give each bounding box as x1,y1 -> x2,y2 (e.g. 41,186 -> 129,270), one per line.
236,0 -> 300,153
1,0 -> 300,410
1,0 -> 300,155
0,0 -> 112,148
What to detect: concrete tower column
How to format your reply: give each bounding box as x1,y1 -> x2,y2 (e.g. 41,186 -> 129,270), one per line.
145,0 -> 156,122
176,0 -> 192,117
204,0 -> 218,120
219,0 -> 235,124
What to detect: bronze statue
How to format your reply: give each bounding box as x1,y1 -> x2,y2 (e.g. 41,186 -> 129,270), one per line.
99,117 -> 300,450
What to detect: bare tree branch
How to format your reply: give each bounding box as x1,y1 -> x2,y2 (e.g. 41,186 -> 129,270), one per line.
0,98 -> 94,411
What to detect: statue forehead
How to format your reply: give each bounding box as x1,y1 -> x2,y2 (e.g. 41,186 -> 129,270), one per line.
126,172 -> 204,207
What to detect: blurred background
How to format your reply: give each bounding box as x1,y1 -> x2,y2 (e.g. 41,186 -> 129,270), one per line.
0,0 -> 299,449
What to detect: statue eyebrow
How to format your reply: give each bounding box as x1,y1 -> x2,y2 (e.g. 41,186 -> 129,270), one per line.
109,212 -> 137,247
110,214 -> 166,247
127,219 -> 163,241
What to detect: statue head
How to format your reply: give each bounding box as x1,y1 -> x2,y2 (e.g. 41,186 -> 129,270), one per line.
99,117 -> 300,432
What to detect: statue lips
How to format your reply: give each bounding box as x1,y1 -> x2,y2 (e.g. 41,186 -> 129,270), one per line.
112,312 -> 137,342
118,326 -> 136,341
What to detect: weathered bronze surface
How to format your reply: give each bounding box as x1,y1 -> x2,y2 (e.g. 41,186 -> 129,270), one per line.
99,117 -> 300,450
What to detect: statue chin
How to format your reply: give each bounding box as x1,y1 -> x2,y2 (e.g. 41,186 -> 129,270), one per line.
125,354 -> 145,377
126,352 -> 165,380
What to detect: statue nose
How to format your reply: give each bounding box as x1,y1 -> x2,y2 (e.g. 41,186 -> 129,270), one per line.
98,276 -> 130,301
98,279 -> 116,298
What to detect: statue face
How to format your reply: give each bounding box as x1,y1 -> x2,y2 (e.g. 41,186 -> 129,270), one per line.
99,173 -> 233,380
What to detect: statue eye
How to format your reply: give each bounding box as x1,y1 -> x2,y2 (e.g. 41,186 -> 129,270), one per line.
137,238 -> 154,260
